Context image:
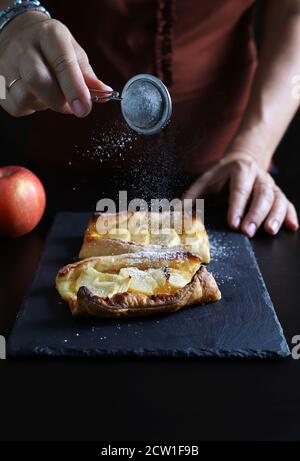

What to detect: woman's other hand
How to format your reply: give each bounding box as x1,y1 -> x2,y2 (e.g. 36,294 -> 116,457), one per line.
183,152 -> 299,237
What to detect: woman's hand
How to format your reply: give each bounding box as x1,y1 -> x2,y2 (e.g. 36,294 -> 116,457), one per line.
183,152 -> 299,237
0,11 -> 112,117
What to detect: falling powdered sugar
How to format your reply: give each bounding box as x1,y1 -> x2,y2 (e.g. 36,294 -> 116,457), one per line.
75,120 -> 139,164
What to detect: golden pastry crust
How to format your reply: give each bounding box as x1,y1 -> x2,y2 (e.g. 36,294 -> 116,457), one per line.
56,252 -> 221,318
79,212 -> 210,263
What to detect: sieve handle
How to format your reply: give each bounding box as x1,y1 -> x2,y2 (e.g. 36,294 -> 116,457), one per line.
89,89 -> 122,102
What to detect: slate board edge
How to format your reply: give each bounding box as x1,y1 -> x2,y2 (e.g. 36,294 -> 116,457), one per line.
245,238 -> 291,357
7,213 -> 77,351
8,345 -> 290,359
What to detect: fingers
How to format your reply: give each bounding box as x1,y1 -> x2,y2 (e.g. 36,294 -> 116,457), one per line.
241,178 -> 298,237
72,39 -> 113,101
0,94 -> 35,117
241,179 -> 275,238
183,151 -> 298,238
0,61 -> 36,116
19,49 -> 70,113
284,201 -> 299,231
264,189 -> 288,235
40,21 -> 92,117
1,78 -> 47,116
11,81 -> 48,112
227,161 -> 256,230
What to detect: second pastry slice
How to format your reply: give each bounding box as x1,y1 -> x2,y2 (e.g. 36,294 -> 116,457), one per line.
79,211 -> 210,263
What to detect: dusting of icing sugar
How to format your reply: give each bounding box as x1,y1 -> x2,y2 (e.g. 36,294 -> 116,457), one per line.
212,272 -> 234,287
127,251 -> 196,262
75,120 -> 139,164
208,231 -> 239,286
209,232 -> 238,262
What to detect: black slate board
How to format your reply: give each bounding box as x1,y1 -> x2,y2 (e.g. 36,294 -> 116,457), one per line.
8,212 -> 290,359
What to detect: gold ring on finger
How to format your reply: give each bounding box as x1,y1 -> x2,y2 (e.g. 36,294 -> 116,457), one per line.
7,77 -> 22,90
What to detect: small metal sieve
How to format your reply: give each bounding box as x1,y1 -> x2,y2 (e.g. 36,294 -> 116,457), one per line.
90,74 -> 172,135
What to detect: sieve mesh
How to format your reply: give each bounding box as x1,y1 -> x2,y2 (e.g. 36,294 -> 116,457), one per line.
122,81 -> 163,129
120,74 -> 172,135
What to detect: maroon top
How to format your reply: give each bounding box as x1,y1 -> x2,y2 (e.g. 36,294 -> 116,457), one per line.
30,0 -> 257,176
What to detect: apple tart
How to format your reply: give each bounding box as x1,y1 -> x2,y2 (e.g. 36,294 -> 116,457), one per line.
56,252 -> 221,318
79,212 -> 210,263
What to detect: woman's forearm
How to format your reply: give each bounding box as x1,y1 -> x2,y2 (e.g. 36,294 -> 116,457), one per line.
228,0 -> 300,170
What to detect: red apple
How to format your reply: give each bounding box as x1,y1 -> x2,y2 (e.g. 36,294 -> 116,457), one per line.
0,166 -> 46,237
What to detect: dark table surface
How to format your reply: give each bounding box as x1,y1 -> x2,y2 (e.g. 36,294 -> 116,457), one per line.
1,175 -> 300,442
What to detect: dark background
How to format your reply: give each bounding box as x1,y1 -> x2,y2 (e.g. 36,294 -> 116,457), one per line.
1,1 -> 300,442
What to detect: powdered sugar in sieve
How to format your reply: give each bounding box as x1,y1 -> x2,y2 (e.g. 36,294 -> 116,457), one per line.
121,74 -> 172,135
